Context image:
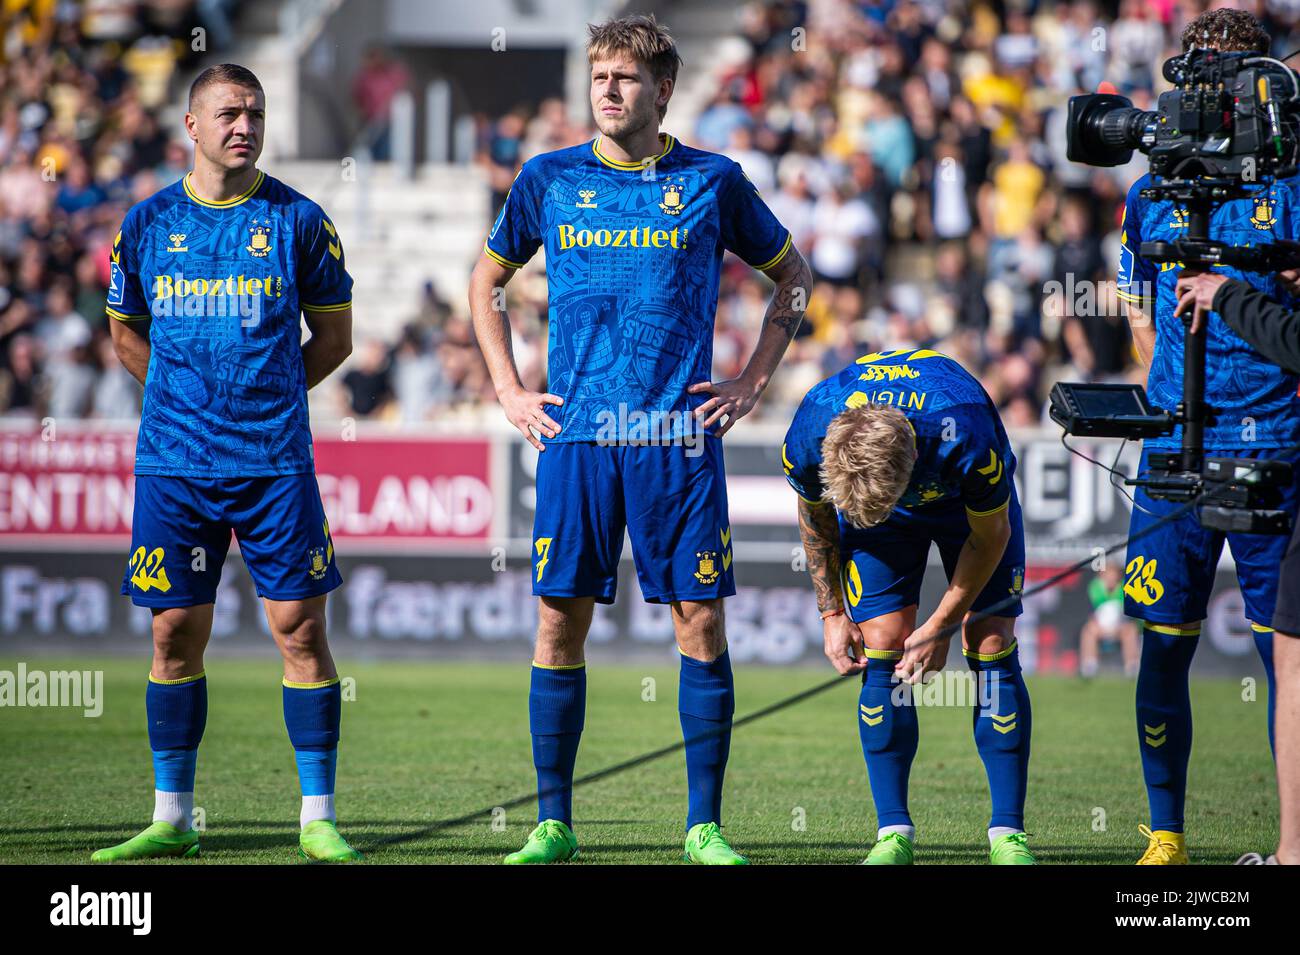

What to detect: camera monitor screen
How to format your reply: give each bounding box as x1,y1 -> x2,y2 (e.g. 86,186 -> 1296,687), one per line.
1073,386 -> 1152,418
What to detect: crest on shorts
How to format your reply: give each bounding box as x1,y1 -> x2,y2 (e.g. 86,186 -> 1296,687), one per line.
1010,566 -> 1024,596
694,551 -> 719,585
308,546 -> 328,581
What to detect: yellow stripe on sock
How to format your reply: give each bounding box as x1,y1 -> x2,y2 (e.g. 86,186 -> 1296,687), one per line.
963,640 -> 1018,662
282,677 -> 341,689
1144,623 -> 1202,636
863,648 -> 903,660
148,670 -> 205,685
532,661 -> 586,671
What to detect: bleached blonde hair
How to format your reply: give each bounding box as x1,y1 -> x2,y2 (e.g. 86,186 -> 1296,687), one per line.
819,404 -> 915,529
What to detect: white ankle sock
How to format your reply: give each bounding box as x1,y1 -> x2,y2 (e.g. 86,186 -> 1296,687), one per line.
153,790 -> 193,831
989,826 -> 1023,845
878,824 -> 916,841
301,794 -> 336,829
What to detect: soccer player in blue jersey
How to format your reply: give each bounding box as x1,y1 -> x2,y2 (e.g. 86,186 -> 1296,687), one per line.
93,64 -> 360,862
783,349 -> 1034,865
1115,8 -> 1300,865
468,15 -> 810,864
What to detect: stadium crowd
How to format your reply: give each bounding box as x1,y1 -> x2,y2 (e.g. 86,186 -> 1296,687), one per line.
7,0 -> 1300,427
338,0 -> 1300,425
0,0 -> 242,420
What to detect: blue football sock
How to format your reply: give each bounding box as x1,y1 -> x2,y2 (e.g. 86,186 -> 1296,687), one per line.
679,650 -> 735,830
146,672 -> 207,830
530,664 -> 586,827
967,644 -> 1032,832
282,679 -> 342,799
1136,624 -> 1199,832
859,655 -> 917,832
1254,627 -> 1276,757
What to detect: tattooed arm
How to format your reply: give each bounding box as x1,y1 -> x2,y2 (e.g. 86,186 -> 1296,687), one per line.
797,495 -> 866,675
690,245 -> 812,435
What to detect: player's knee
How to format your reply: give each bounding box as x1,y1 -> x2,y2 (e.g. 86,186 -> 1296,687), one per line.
536,597 -> 591,655
150,607 -> 209,675
858,618 -> 907,652
673,600 -> 725,660
276,612 -> 329,662
963,616 -> 1016,657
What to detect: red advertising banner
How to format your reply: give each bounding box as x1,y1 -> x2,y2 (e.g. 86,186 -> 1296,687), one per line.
0,423 -> 494,548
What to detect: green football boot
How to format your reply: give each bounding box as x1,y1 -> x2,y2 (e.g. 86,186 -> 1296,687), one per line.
683,822 -> 749,865
298,820 -> 363,862
989,832 -> 1036,865
91,821 -> 200,862
861,832 -> 915,865
504,820 -> 579,864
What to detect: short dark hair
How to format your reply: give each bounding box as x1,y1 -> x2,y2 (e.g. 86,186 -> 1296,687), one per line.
1181,8 -> 1270,54
188,64 -> 264,110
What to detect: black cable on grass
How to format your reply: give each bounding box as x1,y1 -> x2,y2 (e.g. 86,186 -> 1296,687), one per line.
362,440 -> 1300,853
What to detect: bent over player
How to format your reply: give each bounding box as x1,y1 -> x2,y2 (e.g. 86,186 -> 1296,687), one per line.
784,348 -> 1034,865
469,15 -> 810,864
94,65 -> 359,862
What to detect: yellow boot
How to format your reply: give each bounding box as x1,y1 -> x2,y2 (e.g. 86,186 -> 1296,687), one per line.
1136,825 -> 1188,864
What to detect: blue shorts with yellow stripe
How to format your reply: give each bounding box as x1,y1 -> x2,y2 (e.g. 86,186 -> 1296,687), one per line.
838,487 -> 1025,623
1124,445 -> 1300,628
122,473 -> 341,608
531,439 -> 734,604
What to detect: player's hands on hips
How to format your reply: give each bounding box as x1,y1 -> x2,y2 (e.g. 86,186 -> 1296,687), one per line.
501,385 -> 562,451
894,618 -> 952,685
1174,269 -> 1229,335
823,612 -> 867,676
688,376 -> 762,436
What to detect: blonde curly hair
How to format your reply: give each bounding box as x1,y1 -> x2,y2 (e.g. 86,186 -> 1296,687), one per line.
819,404 -> 916,529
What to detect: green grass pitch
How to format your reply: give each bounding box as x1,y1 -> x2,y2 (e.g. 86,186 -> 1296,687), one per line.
0,656 -> 1277,864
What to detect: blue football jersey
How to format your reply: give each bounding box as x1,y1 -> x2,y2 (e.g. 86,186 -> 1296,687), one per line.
484,134 -> 790,442
782,349 -> 1016,517
108,171 -> 352,477
1117,173 -> 1300,450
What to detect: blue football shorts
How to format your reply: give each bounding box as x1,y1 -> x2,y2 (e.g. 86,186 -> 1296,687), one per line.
531,439 -> 734,604
122,473 -> 341,608
1124,445 -> 1300,628
837,486 -> 1026,623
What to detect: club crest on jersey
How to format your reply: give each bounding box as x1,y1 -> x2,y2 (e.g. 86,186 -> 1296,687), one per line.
308,546 -> 328,581
659,178 -> 687,215
246,220 -> 273,257
694,551 -> 719,585
1168,207 -> 1188,229
576,188 -> 598,209
166,233 -> 189,253
1252,197 -> 1277,230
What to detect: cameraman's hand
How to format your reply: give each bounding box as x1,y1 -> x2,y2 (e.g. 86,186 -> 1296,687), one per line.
1174,269 -> 1229,335
1279,268 -> 1300,298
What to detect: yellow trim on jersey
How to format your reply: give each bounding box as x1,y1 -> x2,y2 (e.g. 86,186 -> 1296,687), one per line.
1115,288 -> 1151,304
149,670 -> 206,685
532,660 -> 587,671
1251,622 -> 1275,634
863,648 -> 904,660
754,233 -> 793,272
1144,622 -> 1202,636
106,307 -> 149,322
484,243 -> 526,269
592,134 -> 676,170
963,640 -> 1018,662
965,498 -> 1011,518
182,170 -> 265,208
302,300 -> 352,313
283,676 -> 341,689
